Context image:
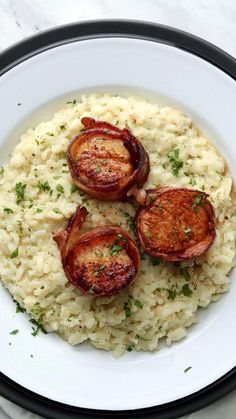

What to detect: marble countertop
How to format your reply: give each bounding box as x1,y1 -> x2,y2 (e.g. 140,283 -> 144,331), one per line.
0,0 -> 235,418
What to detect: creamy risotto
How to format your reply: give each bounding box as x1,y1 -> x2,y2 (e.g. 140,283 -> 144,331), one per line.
0,94 -> 235,357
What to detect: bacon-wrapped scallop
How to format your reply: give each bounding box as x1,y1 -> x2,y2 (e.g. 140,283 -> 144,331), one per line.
67,117 -> 149,201
136,187 -> 216,261
53,206 -> 140,296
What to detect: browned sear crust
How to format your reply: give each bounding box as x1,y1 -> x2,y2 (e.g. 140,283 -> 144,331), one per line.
136,187 -> 216,261
53,206 -> 140,296
67,117 -> 149,201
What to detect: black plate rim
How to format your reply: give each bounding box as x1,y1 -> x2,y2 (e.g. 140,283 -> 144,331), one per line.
0,19 -> 235,419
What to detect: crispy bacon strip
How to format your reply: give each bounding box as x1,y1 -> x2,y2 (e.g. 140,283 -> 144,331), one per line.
53,206 -> 140,296
67,117 -> 150,201
136,187 -> 216,261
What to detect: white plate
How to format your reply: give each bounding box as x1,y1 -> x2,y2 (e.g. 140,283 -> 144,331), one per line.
0,21 -> 235,414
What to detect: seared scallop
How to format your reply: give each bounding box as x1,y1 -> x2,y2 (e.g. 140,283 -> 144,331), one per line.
53,206 -> 140,296
136,187 -> 216,261
67,117 -> 149,201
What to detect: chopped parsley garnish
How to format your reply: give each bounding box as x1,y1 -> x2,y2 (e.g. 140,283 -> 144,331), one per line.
0,166 -> 4,176
13,299 -> 26,313
93,265 -> 106,277
35,139 -> 40,146
36,208 -> 43,213
66,99 -> 77,105
134,299 -> 143,309
96,165 -> 101,173
150,256 -> 161,266
30,319 -> 47,336
70,184 -> 78,194
168,148 -> 183,176
122,211 -> 136,235
37,181 -> 51,192
193,194 -> 206,211
53,208 -> 61,214
109,244 -> 123,256
60,124 -> 66,130
149,195 -> 156,202
115,120 -> 119,126
56,184 -> 64,194
180,267 -> 190,281
189,177 -> 196,187
4,208 -> 13,214
95,251 -> 103,257
127,346 -> 133,352
129,218 -> 136,234
30,307 -> 47,336
11,248 -> 19,258
80,128 -> 84,132
184,227 -> 192,235
184,366 -> 192,373
141,252 -> 148,260
124,302 -> 132,318
181,283 -> 193,297
166,288 -> 177,301
47,132 -> 54,136
10,329 -> 19,335
15,182 -> 26,204
157,203 -> 164,214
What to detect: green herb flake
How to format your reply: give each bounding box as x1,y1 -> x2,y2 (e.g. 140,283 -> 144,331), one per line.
37,181 -> 51,192
168,148 -> 183,176
141,252 -> 148,260
11,248 -> 19,258
60,124 -> 66,130
4,208 -> 13,214
193,194 -> 206,211
150,256 -> 161,266
134,299 -> 143,309
180,267 -> 190,281
66,99 -> 77,105
30,317 -> 47,337
127,346 -> 133,352
70,184 -> 78,194
184,227 -> 192,235
109,244 -> 123,256
15,182 -> 26,204
184,366 -> 192,373
95,251 -> 103,257
0,166 -> 4,176
56,184 -> 64,194
166,288 -> 177,301
93,265 -> 106,277
13,299 -> 26,313
53,208 -> 61,214
10,329 -> 19,335
36,208 -> 43,213
149,195 -> 156,202
124,302 -> 132,318
181,283 -> 193,297
96,165 -> 101,173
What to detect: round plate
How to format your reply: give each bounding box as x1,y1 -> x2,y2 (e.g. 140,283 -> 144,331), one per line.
0,20 -> 236,419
